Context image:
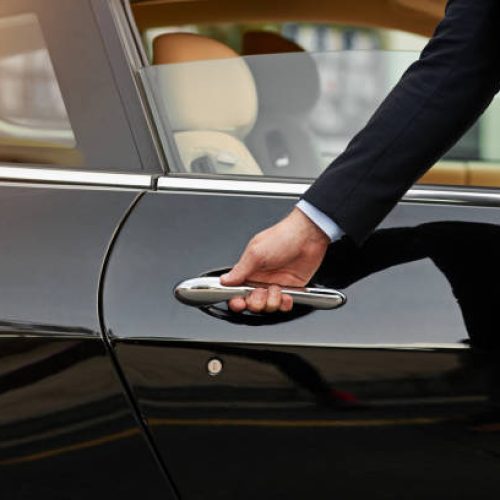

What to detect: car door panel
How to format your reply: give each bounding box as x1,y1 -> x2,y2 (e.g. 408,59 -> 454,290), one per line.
114,340 -> 499,500
104,189 -> 500,499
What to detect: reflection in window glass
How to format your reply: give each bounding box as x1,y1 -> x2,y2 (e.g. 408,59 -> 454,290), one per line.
143,38 -> 500,187
0,13 -> 78,164
142,50 -> 419,179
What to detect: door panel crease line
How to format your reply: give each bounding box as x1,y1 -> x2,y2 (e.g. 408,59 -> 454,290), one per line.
97,190 -> 181,499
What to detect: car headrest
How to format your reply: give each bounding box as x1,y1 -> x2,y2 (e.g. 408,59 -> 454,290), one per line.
152,33 -> 257,138
242,30 -> 305,56
241,31 -> 320,115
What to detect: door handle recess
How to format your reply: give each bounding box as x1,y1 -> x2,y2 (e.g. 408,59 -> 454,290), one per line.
175,277 -> 346,310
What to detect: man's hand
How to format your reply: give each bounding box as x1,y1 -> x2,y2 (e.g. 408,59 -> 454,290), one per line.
220,207 -> 329,313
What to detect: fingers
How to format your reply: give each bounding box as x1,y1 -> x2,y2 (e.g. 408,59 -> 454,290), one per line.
264,285 -> 282,313
228,296 -> 246,313
221,266 -> 244,287
244,288 -> 265,313
280,293 -> 293,313
221,255 -> 255,286
227,286 -> 294,314
221,240 -> 262,286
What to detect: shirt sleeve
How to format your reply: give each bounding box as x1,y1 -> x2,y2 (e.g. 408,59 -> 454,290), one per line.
296,199 -> 345,242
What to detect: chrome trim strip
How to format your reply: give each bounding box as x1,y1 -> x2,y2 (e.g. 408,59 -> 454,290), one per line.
0,166 -> 153,189
1,167 -> 500,204
157,176 -> 500,207
157,176 -> 309,196
404,187 -> 500,206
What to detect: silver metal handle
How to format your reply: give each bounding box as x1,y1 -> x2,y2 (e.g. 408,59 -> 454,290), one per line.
174,277 -> 346,311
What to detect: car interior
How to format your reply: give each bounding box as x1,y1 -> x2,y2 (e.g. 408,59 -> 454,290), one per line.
153,32 -> 263,176
152,30 -> 325,178
129,0 -> 500,188
128,0 -> 500,188
131,0 -> 445,37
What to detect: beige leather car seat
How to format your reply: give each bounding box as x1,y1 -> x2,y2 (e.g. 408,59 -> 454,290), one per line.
242,31 -> 468,186
242,31 -> 323,178
152,33 -> 262,175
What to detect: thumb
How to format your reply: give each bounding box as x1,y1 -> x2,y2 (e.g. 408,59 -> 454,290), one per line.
221,251 -> 258,286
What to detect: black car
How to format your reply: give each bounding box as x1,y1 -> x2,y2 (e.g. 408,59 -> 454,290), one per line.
1,0 -> 500,499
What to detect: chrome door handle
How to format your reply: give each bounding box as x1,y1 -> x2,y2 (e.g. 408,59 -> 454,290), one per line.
174,277 -> 346,310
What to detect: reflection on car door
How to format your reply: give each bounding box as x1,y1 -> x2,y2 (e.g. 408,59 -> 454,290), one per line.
0,185 -> 173,499
103,183 -> 500,500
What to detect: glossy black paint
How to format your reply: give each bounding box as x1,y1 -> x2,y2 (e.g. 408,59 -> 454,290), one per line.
0,186 -> 135,332
0,185 -> 174,498
104,191 -> 500,345
2,1 -> 500,497
104,191 -> 500,498
115,340 -> 500,500
0,336 -> 169,499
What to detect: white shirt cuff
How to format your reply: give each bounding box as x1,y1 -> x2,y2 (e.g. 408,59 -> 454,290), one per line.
296,200 -> 345,242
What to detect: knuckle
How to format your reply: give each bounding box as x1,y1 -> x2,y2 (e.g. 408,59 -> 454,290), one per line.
248,291 -> 266,312
247,243 -> 263,262
248,303 -> 263,313
265,304 -> 278,313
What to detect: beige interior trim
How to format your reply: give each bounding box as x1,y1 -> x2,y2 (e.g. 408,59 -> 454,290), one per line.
0,146 -> 84,168
419,161 -> 500,188
132,0 -> 443,37
419,161 -> 467,186
393,0 -> 445,19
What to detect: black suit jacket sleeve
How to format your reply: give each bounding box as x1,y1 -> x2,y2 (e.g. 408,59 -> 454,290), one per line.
303,0 -> 500,244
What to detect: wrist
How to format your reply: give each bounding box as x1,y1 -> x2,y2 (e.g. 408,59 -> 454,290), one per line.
289,207 -> 330,246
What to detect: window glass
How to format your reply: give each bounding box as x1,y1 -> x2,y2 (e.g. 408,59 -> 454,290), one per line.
141,23 -> 500,187
142,49 -> 415,178
0,13 -> 80,165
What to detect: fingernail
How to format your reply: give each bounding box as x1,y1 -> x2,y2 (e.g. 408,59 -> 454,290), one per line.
220,273 -> 229,281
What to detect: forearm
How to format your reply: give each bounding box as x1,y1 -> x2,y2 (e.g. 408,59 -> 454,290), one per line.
304,0 -> 500,244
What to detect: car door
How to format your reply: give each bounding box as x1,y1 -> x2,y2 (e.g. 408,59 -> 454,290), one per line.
95,8 -> 500,499
103,181 -> 500,500
102,14 -> 500,500
0,1 -> 176,498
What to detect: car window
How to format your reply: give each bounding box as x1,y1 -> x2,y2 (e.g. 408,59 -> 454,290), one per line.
0,12 -> 82,166
140,25 -> 500,188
